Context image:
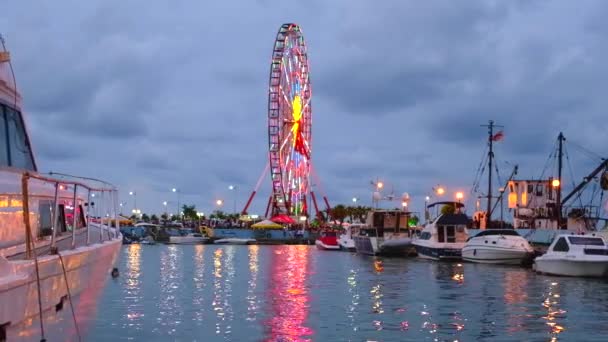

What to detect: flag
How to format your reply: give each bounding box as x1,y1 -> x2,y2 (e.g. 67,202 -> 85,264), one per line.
491,130 -> 504,141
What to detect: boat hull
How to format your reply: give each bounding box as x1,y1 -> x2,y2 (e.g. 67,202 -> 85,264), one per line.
315,240 -> 340,250
534,259 -> 608,277
338,235 -> 356,252
0,233 -> 122,341
462,246 -> 533,265
214,238 -> 255,245
167,236 -> 208,244
414,244 -> 462,261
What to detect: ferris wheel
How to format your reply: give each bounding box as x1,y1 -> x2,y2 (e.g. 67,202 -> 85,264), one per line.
268,23 -> 312,216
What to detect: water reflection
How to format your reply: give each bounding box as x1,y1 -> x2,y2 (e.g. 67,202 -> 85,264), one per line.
124,244 -> 143,329
157,245 -> 184,335
212,246 -> 236,338
192,245 -> 205,325
543,281 -> 566,341
247,245 -> 260,322
266,245 -> 313,341
347,269 -> 359,332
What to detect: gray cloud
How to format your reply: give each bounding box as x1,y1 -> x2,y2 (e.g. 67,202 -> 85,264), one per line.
2,0 -> 607,216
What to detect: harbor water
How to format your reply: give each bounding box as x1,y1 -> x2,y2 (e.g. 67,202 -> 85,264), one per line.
84,244 -> 608,341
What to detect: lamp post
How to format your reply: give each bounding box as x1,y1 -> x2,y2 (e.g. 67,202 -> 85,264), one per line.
424,196 -> 430,221
163,201 -> 168,218
499,187 -> 505,228
172,188 -> 180,218
455,192 -> 464,214
370,179 -> 384,209
229,185 -> 237,215
129,191 -> 137,213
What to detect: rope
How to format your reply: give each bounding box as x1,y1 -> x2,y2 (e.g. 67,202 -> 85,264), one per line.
57,253 -> 82,342
22,174 -> 46,342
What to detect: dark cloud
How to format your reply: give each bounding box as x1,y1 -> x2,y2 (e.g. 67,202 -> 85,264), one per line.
2,0 -> 607,215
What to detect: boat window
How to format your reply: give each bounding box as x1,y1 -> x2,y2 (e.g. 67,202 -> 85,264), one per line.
38,200 -> 53,237
437,226 -> 445,243
584,248 -> 608,256
527,184 -> 534,194
0,105 -> 35,170
553,237 -> 569,252
568,236 -> 605,246
446,225 -> 456,243
420,232 -> 432,240
474,229 -> 520,237
536,184 -> 544,197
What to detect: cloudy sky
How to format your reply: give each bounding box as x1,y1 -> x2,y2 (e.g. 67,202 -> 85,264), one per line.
2,1 -> 607,217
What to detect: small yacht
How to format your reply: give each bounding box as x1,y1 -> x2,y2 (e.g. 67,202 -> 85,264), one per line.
338,223 -> 364,251
413,202 -> 470,260
534,234 -> 608,277
353,209 -> 417,256
462,229 -> 534,265
315,230 -> 340,250
168,229 -> 208,244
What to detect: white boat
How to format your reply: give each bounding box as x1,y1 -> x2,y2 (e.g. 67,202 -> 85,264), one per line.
534,234 -> 608,277
462,229 -> 534,265
339,224 -> 363,251
168,229 -> 208,244
0,41 -> 122,341
353,209 -> 417,256
214,238 -> 256,245
413,204 -> 470,260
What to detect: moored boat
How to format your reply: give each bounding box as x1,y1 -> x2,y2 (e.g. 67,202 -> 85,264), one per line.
167,229 -> 208,244
339,223 -> 362,251
413,202 -> 469,261
462,229 -> 534,265
353,209 -> 417,256
315,230 -> 340,250
534,234 -> 608,277
0,39 -> 122,341
214,238 -> 256,245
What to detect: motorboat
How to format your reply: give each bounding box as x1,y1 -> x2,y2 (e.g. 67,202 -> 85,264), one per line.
0,41 -> 122,340
315,230 -> 340,250
353,209 -> 417,256
168,229 -> 209,244
534,234 -> 608,277
413,202 -> 470,260
214,238 -> 256,245
462,229 -> 534,265
339,224 -> 364,251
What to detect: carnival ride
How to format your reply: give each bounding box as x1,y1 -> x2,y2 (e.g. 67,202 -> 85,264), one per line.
242,23 -> 330,221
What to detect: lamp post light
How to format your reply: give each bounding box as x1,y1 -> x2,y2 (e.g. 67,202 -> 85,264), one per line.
228,185 -> 237,214
370,179 -> 384,209
172,188 -> 180,218
129,191 -> 137,213
352,197 -> 358,203
216,199 -> 224,207
424,196 -> 430,221
163,201 -> 168,218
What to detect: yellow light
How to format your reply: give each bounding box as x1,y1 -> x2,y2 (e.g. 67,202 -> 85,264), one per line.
377,182 -> 384,189
456,192 -> 464,200
401,202 -> 408,207
437,187 -> 445,195
552,179 -> 560,188
290,95 -> 303,147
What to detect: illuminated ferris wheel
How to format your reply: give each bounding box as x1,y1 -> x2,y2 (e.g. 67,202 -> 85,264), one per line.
268,23 -> 312,216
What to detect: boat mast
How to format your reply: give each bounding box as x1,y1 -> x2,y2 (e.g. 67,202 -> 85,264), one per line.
556,132 -> 564,228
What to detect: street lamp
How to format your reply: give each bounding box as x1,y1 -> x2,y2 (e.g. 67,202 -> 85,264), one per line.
228,185 -> 237,214
216,199 -> 224,207
129,191 -> 137,213
172,188 -> 180,218
352,197 -> 358,203
435,187 -> 445,196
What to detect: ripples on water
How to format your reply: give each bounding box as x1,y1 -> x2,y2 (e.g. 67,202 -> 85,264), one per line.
88,245 -> 608,341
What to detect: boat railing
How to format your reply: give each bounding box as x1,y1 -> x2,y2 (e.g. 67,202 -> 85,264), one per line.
0,169 -> 120,259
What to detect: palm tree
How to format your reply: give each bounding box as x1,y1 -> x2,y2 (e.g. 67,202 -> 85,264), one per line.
332,204 -> 347,225
181,204 -> 198,221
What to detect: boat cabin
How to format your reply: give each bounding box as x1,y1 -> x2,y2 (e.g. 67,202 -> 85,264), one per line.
361,209 -> 412,237
420,213 -> 469,244
548,234 -> 608,255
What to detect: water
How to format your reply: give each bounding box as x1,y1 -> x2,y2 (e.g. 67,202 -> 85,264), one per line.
85,244 -> 608,341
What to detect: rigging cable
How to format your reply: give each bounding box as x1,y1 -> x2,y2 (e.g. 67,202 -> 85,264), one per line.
564,143 -> 586,209
471,146 -> 488,194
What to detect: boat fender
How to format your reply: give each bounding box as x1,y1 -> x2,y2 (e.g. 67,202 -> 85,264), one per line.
111,268 -> 119,278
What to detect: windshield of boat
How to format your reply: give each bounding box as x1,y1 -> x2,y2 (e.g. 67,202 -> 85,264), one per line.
568,236 -> 605,246
473,230 -> 520,237
419,232 -> 432,240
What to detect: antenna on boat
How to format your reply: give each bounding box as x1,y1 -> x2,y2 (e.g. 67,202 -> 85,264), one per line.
481,120 -> 503,227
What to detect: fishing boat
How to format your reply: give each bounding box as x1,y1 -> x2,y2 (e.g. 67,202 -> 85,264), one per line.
462,229 -> 534,265
413,202 -> 470,260
354,209 -> 417,256
0,38 -> 122,341
534,234 -> 608,277
315,230 -> 340,250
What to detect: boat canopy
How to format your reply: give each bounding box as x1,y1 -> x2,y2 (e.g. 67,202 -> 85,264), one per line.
251,219 -> 283,229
